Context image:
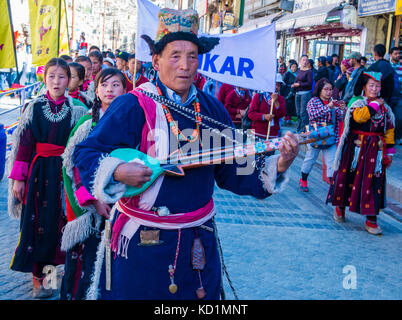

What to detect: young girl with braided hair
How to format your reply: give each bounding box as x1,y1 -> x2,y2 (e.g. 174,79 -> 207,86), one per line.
60,68 -> 126,300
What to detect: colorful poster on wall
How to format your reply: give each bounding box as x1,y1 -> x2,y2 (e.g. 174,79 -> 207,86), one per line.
0,0 -> 17,69
28,0 -> 61,67
396,0 -> 402,15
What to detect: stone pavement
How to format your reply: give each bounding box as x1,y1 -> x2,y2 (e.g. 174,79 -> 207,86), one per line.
215,153 -> 402,300
0,152 -> 401,300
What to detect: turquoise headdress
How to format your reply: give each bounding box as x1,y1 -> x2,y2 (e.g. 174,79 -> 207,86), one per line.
363,71 -> 382,82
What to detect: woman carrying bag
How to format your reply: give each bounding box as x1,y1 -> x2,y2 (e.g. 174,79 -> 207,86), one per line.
299,78 -> 346,192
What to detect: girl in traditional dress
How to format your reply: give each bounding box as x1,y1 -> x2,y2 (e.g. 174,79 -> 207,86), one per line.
8,58 -> 87,298
327,72 -> 395,235
68,62 -> 93,110
89,51 -> 103,81
75,56 -> 95,101
60,68 -> 126,300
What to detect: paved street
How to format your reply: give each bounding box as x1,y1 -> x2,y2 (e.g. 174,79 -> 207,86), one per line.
0,142 -> 401,300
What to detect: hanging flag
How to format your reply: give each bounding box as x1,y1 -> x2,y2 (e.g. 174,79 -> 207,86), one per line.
58,0 -> 70,55
135,0 -> 161,63
135,0 -> 277,92
28,0 -> 61,67
0,0 -> 17,69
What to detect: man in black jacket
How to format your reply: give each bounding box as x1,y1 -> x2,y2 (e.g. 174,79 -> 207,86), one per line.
367,44 -> 396,104
315,56 -> 330,82
343,52 -> 365,104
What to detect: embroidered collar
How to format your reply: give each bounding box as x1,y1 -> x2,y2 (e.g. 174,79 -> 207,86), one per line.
156,76 -> 197,106
46,91 -> 67,105
125,71 -> 141,83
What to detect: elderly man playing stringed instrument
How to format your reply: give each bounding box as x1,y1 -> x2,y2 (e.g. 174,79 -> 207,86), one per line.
73,8 -> 300,300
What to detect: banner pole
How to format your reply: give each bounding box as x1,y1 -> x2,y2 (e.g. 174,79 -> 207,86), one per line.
7,0 -> 19,84
7,0 -> 22,107
133,59 -> 138,89
266,97 -> 274,140
64,0 -> 70,55
57,0 -> 62,56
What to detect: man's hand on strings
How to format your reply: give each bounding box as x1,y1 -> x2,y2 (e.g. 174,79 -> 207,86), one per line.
113,162 -> 153,188
277,131 -> 299,173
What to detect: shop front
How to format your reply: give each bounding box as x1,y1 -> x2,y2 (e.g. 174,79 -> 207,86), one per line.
276,1 -> 365,62
357,0 -> 399,53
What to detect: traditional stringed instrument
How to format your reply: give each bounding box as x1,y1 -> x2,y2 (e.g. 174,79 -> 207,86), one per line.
110,91 -> 334,197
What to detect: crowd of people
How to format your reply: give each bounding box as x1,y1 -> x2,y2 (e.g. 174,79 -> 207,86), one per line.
275,44 -> 398,236
5,7 -> 398,300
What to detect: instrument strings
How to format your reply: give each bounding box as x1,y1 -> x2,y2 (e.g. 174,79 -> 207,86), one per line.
141,90 -> 316,167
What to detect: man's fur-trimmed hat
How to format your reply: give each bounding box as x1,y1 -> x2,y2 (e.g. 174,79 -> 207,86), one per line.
141,8 -> 219,55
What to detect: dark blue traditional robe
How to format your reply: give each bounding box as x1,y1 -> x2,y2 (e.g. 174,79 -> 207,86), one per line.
73,81 -> 288,299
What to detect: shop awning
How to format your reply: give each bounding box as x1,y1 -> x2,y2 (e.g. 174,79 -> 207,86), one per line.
275,4 -> 338,31
238,11 -> 283,33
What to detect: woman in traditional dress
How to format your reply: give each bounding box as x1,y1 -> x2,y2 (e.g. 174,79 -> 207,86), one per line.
8,58 -> 87,298
327,71 -> 395,235
60,68 -> 126,300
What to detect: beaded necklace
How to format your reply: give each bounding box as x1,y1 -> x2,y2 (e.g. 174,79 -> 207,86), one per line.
42,97 -> 70,123
156,85 -> 202,143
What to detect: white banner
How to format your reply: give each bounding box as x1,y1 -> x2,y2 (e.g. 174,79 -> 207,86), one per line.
135,0 -> 160,63
135,0 -> 277,92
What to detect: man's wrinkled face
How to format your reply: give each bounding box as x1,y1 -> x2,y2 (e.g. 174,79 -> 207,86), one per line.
153,40 -> 199,97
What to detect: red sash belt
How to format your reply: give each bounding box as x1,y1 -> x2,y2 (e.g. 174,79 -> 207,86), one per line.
116,198 -> 214,224
24,143 -> 65,204
351,130 -> 388,166
352,130 -> 383,137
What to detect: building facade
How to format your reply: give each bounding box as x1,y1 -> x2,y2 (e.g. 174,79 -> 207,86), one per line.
195,0 -> 401,63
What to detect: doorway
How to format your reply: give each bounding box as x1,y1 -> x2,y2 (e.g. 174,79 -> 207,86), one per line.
309,40 -> 344,61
